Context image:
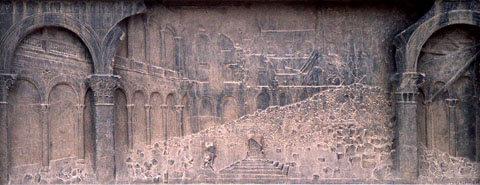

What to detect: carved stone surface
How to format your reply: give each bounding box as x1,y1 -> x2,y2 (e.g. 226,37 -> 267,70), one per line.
1,0 -> 480,184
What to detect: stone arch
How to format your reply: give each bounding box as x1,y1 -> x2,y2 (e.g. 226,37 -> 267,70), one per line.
132,90 -> 146,148
221,96 -> 238,124
279,91 -> 292,106
113,88 -> 129,181
48,83 -> 78,161
150,92 -> 164,141
182,94 -> 193,135
164,24 -> 178,71
7,79 -> 42,168
256,92 -> 270,111
217,34 -> 234,64
297,89 -> 310,102
83,88 -> 95,165
165,93 -> 178,139
46,77 -> 81,105
395,10 -> 480,72
199,96 -> 214,131
199,96 -> 214,116
13,77 -> 44,102
394,5 -> 480,178
0,13 -> 102,73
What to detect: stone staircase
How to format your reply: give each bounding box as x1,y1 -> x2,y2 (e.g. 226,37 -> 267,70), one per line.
218,158 -> 289,181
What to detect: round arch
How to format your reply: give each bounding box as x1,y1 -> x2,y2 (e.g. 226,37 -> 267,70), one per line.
396,10 -> 480,73
0,13 -> 102,74
46,76 -> 82,105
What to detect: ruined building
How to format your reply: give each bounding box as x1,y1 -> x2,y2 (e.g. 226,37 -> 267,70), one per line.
0,0 -> 479,184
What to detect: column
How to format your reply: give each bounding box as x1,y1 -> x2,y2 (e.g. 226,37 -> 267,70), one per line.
394,72 -> 424,181
76,104 -> 85,163
145,104 -> 152,146
40,103 -> 49,171
0,74 -> 15,184
175,105 -> 184,137
160,105 -> 168,140
446,98 -> 458,156
127,104 -> 134,152
87,75 -> 120,184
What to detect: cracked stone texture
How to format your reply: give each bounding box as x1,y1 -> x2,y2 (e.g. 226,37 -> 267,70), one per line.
124,85 -> 395,183
419,146 -> 480,183
1,0 -> 480,184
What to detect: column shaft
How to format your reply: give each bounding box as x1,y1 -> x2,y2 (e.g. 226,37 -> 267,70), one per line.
0,74 -> 15,184
77,104 -> 85,162
446,99 -> 458,156
145,105 -> 152,146
40,104 -> 49,171
127,104 -> 134,151
395,91 -> 419,181
161,105 -> 168,140
87,75 -> 120,184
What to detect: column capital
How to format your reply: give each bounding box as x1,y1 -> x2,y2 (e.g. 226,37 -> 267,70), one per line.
0,74 -> 16,102
0,74 -> 16,89
87,75 -> 120,105
145,104 -> 152,110
40,104 -> 49,112
394,92 -> 419,103
76,104 -> 85,110
394,72 -> 425,93
445,98 -> 459,107
160,104 -> 169,109
175,105 -> 184,113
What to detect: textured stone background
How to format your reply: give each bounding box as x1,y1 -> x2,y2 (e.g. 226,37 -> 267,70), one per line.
1,0 -> 480,184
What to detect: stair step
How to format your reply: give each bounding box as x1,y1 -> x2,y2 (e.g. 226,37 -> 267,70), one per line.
232,166 -> 280,170
233,164 -> 275,167
219,174 -> 287,179
221,169 -> 284,175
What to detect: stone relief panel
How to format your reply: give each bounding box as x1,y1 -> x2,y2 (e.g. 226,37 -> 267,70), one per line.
6,26 -> 96,183
7,0 -> 480,184
417,25 -> 479,160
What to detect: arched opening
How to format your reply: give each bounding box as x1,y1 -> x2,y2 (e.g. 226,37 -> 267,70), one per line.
222,96 -> 238,124
7,26 -> 94,181
84,89 -> 95,165
279,92 -> 292,106
132,91 -> 146,148
182,94 -> 192,135
8,80 -> 42,168
166,94 -> 178,139
417,24 -> 480,160
199,97 -> 214,130
164,27 -> 176,71
48,84 -> 77,161
151,92 -> 164,141
256,92 -> 270,111
114,89 -> 128,182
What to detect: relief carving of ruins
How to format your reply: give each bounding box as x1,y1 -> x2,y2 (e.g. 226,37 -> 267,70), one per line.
0,0 -> 479,184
